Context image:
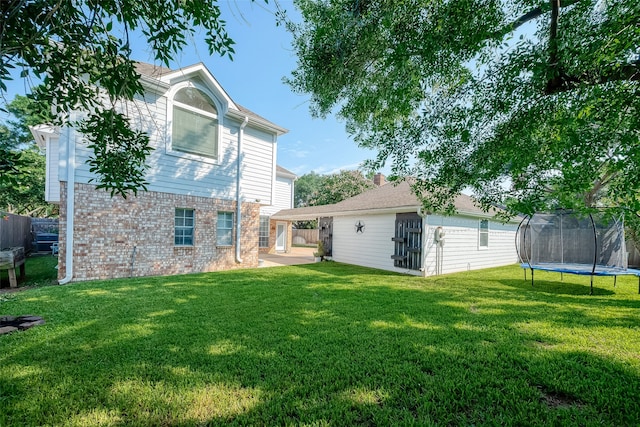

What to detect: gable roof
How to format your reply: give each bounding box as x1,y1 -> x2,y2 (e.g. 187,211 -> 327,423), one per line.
272,180 -> 499,220
134,61 -> 287,135
134,62 -> 173,78
276,165 -> 297,179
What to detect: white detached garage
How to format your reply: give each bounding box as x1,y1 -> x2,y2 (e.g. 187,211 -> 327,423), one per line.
273,179 -> 519,276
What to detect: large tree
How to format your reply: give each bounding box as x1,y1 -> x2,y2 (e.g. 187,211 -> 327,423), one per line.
294,171 -> 325,208
311,169 -> 375,206
286,0 -> 640,221
0,95 -> 56,217
0,0 -> 259,197
293,169 -> 375,228
295,169 -> 375,207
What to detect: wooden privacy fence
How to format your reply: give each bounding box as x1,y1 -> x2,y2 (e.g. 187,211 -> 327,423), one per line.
292,228 -> 319,245
0,213 -> 32,252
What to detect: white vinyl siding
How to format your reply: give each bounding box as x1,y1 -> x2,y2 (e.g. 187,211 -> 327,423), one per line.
70,89 -> 277,203
328,212 -> 517,277
46,137 -> 60,203
241,126 -> 276,204
274,176 -> 293,209
331,214 -> 422,276
260,174 -> 294,216
423,214 -> 517,275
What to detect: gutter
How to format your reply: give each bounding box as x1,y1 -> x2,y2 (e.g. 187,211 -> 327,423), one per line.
226,109 -> 288,136
59,126 -> 75,284
418,207 -> 429,278
138,75 -> 171,94
235,116 -> 249,263
272,206 -> 421,221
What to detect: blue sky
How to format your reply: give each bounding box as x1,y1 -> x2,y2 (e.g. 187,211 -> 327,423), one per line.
3,0 -> 381,178
133,0 -> 380,177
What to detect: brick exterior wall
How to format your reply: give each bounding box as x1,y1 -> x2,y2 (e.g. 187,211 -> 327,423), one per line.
58,182 -> 260,282
258,219 -> 293,254
258,218 -> 294,254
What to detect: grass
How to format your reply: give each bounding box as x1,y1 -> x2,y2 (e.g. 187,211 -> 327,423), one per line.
0,254 -> 58,289
1,262 -> 639,426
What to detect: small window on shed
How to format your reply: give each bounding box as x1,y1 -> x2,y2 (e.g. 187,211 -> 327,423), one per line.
479,219 -> 489,248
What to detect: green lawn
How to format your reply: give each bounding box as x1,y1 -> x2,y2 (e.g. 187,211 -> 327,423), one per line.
1,261 -> 639,426
0,253 -> 58,289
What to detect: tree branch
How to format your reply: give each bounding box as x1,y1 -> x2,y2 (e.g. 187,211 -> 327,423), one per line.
544,0 -> 564,94
545,63 -> 640,94
505,0 -> 583,34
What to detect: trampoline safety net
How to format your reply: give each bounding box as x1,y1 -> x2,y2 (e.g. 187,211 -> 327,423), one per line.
517,211 -> 627,273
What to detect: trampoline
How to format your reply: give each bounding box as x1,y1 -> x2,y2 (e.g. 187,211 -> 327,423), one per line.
516,210 -> 640,295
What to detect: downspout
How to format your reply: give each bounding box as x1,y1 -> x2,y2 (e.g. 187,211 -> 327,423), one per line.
418,206 -> 429,278
270,135 -> 277,211
235,116 -> 249,263
59,126 -> 75,284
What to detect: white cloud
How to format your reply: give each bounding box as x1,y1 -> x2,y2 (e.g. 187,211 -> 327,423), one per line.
327,163 -> 363,174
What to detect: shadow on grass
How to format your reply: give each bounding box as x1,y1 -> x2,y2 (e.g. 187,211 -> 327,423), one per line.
501,277 -> 617,296
1,262 -> 639,425
0,254 -> 58,290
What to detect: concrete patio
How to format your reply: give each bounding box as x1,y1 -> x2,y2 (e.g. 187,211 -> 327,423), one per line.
259,246 -> 316,268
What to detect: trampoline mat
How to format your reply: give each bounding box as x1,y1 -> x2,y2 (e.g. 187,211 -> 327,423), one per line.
521,263 -> 640,277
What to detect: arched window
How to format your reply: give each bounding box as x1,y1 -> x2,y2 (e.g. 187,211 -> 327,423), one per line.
171,86 -> 219,159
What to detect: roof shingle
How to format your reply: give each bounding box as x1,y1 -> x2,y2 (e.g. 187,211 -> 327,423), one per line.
273,180 -> 497,220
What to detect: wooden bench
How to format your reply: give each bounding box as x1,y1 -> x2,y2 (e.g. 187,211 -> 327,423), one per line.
0,247 -> 26,288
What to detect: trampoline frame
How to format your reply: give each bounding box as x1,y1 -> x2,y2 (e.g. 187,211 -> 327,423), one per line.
516,211 -> 640,295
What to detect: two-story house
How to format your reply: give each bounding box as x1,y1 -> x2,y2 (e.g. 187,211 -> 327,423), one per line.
30,62 -> 293,283
259,165 -> 297,254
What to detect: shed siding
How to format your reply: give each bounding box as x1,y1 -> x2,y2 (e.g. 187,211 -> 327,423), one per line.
423,214 -> 517,275
332,214 -> 422,276
66,91 -> 274,203
327,212 -> 516,277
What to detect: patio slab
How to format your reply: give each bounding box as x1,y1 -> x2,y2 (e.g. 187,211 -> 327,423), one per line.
259,247 -> 316,267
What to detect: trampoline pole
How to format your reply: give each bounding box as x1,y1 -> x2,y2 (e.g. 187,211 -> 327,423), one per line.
560,272 -> 563,282
590,276 -> 594,296
531,268 -> 534,287
524,268 -> 527,281
614,276 -> 616,288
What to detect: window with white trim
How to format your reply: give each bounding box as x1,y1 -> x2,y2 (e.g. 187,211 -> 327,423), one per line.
175,208 -> 194,246
171,87 -> 219,159
217,211 -> 234,246
479,219 -> 489,248
259,216 -> 270,248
